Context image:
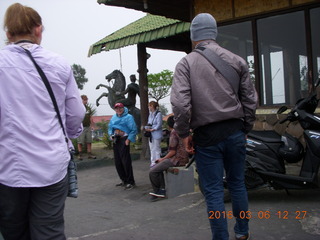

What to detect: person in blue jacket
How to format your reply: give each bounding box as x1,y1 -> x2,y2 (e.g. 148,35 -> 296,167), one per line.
108,102 -> 137,190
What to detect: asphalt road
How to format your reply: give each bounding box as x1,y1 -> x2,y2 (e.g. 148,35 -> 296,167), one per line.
63,158 -> 320,240
1,156 -> 319,240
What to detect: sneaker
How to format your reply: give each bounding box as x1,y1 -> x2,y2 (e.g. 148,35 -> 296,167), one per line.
235,233 -> 250,240
88,153 -> 96,159
124,184 -> 135,190
149,189 -> 166,198
115,182 -> 124,187
150,163 -> 156,168
77,155 -> 83,161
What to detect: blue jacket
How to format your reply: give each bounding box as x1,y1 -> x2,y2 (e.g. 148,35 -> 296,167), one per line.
108,107 -> 137,142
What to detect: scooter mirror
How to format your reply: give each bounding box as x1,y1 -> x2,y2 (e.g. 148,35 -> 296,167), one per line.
277,106 -> 288,114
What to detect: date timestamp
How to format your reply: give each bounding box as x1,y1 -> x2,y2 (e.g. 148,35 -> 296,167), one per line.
208,210 -> 307,220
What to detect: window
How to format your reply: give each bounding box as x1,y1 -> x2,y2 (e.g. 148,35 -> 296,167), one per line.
215,7 -> 319,107
310,8 -> 320,82
217,22 -> 255,85
257,11 -> 307,105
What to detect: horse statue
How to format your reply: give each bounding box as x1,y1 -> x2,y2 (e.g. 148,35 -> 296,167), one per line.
96,70 -> 141,132
96,70 -> 126,108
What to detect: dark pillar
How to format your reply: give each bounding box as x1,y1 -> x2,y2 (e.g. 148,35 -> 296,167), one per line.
137,43 -> 149,159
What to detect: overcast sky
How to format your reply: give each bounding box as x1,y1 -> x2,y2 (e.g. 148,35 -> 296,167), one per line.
0,0 -> 186,115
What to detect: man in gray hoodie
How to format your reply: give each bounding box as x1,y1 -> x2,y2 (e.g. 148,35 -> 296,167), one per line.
171,13 -> 258,240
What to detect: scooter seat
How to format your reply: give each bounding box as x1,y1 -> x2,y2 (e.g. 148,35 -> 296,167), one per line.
248,130 -> 282,143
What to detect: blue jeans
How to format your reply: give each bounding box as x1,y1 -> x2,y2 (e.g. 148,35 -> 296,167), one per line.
195,130 -> 249,240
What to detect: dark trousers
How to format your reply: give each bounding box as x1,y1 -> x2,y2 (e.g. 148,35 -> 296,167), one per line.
113,137 -> 135,185
0,175 -> 68,240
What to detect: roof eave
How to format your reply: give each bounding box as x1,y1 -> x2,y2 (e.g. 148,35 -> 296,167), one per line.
97,0 -> 192,22
88,14 -> 190,57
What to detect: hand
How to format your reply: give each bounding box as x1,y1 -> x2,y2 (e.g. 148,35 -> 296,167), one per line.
155,158 -> 164,164
115,91 -> 120,95
125,139 -> 130,146
182,136 -> 195,155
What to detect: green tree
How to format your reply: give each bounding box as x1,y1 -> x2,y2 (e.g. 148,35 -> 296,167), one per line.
96,120 -> 113,149
159,104 -> 168,116
72,64 -> 88,90
248,60 -> 255,86
86,103 -> 97,116
147,69 -> 173,103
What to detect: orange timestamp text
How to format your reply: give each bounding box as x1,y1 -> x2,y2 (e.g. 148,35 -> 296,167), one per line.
208,210 -> 307,220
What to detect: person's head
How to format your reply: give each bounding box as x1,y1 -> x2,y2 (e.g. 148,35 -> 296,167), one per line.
114,102 -> 124,116
148,101 -> 159,112
4,3 -> 43,44
130,74 -> 137,82
81,95 -> 88,105
190,13 -> 217,47
167,115 -> 174,129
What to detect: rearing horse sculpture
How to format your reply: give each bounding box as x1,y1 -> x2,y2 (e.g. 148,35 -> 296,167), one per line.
96,70 -> 126,108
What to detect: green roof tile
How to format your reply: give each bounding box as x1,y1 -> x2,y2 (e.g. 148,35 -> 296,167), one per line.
88,14 -> 190,57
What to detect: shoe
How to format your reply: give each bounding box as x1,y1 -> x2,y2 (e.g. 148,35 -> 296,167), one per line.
77,155 -> 83,161
124,184 -> 135,190
235,233 -> 250,240
150,163 -> 156,168
115,182 -> 124,187
88,153 -> 96,159
149,189 -> 166,198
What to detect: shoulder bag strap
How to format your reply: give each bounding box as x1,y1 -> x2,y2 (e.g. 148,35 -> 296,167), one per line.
23,48 -> 68,144
151,110 -> 159,125
194,46 -> 240,96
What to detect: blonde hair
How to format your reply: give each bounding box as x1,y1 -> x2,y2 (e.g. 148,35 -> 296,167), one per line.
4,3 -> 42,43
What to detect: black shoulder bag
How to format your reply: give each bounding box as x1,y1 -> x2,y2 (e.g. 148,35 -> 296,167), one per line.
23,48 -> 78,198
194,46 -> 240,96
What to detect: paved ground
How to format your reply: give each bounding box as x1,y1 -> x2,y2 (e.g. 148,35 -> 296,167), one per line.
63,153 -> 320,240
1,146 -> 320,240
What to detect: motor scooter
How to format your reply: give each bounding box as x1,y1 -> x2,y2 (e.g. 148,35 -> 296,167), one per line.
241,79 -> 320,193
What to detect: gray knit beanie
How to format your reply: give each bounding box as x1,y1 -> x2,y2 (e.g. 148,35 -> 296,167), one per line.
190,13 -> 217,41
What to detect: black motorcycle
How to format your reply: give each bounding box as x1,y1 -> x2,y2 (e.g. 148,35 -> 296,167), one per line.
240,80 -> 320,193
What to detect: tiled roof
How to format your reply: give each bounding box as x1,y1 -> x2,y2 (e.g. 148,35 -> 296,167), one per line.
91,115 -> 112,130
88,14 -> 190,56
92,115 -> 112,123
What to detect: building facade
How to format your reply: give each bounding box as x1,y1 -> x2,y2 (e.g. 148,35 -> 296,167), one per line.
196,0 -> 320,109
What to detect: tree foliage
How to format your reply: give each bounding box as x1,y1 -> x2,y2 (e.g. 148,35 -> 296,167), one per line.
96,120 -> 113,149
72,64 -> 88,90
159,104 -> 168,116
147,69 -> 173,103
86,103 -> 97,116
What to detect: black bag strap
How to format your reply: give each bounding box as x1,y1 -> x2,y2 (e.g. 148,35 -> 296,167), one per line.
194,46 -> 240,95
23,48 -> 68,144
